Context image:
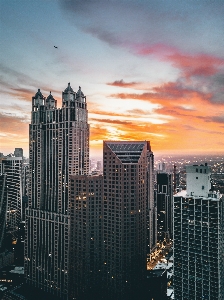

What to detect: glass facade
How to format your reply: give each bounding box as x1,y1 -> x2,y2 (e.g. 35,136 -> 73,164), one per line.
174,194 -> 224,300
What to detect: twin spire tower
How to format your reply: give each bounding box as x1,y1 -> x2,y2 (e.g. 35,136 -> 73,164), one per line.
26,84 -> 90,298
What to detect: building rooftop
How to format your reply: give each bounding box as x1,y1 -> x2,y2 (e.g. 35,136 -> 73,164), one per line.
106,141 -> 146,163
63,82 -> 74,93
34,89 -> 43,99
174,189 -> 222,201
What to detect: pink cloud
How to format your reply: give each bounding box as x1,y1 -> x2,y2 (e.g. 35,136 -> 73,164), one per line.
167,52 -> 224,77
129,41 -> 224,78
107,79 -> 140,88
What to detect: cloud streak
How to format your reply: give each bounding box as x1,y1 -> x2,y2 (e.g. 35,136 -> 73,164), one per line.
107,79 -> 139,88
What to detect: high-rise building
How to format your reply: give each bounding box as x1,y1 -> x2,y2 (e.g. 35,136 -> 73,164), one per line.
21,162 -> 29,222
173,164 -> 224,300
14,148 -> 23,158
145,269 -> 168,300
102,141 -> 155,299
0,156 -> 23,234
156,172 -> 173,242
0,174 -> 7,250
69,174 -> 103,299
25,83 -> 89,299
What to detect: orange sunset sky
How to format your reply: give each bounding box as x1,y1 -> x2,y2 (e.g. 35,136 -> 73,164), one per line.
0,0 -> 224,158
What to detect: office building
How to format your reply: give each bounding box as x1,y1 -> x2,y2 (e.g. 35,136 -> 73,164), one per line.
0,156 -> 23,234
14,148 -> 23,158
157,172 -> 173,242
69,175 -> 103,299
173,164 -> 224,299
145,269 -> 168,300
102,141 -> 155,299
25,83 -> 89,299
0,174 -> 7,250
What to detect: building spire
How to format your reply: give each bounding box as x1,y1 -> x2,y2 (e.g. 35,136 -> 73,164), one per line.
64,82 -> 74,93
34,88 -> 43,99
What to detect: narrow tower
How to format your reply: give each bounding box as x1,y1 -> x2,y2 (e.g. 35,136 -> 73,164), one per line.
25,84 -> 89,299
102,141 -> 154,299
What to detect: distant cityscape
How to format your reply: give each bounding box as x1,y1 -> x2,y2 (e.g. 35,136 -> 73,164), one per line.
0,84 -> 223,300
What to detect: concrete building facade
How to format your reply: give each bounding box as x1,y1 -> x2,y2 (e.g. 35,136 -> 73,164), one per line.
102,141 -> 155,299
69,175 -> 103,299
173,164 -> 224,300
25,83 -> 89,299
0,157 -> 23,233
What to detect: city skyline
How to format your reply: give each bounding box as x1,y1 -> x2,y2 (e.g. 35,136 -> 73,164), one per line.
0,0 -> 224,157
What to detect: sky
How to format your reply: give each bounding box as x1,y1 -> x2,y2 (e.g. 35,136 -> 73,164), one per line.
0,0 -> 224,158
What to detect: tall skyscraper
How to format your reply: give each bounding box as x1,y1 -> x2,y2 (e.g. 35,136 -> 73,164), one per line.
69,174 -> 103,299
0,174 -> 7,250
0,156 -> 23,234
173,164 -> 224,299
157,172 -> 173,242
102,141 -> 155,299
25,83 -> 89,299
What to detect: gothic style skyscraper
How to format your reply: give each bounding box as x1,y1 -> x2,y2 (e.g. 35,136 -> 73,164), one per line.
25,84 -> 89,299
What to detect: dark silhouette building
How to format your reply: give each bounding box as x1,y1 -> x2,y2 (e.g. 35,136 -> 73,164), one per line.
102,141 -> 155,299
156,172 -> 173,242
14,148 -> 23,158
69,174 -> 103,299
145,269 -> 168,300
